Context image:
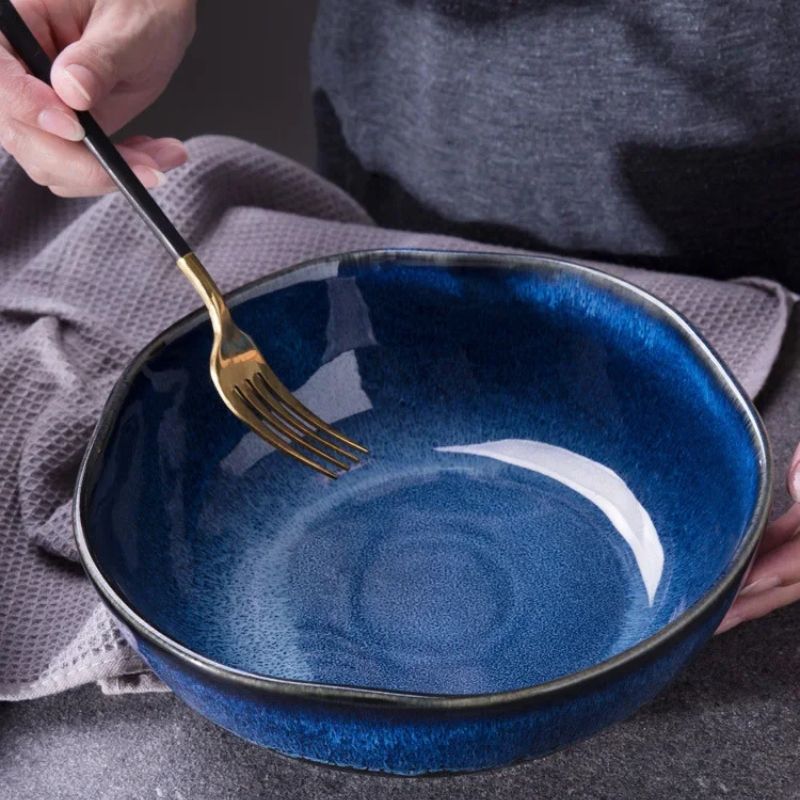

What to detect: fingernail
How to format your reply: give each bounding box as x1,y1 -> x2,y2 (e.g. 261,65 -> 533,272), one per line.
37,108 -> 85,142
132,165 -> 167,189
739,575 -> 781,597
789,466 -> 800,503
150,141 -> 188,171
716,615 -> 742,634
789,443 -> 800,502
61,65 -> 94,104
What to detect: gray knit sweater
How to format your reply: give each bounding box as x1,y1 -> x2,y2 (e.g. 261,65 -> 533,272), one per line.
311,0 -> 800,290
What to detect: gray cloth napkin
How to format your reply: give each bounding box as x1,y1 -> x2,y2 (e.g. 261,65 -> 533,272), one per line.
0,136 -> 793,700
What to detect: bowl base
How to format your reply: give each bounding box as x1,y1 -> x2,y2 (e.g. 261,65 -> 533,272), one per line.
202,457 -> 654,695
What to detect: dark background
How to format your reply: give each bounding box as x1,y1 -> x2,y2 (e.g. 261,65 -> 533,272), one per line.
127,0 -> 319,167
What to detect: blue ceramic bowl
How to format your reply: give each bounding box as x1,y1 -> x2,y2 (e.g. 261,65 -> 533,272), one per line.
75,249 -> 770,775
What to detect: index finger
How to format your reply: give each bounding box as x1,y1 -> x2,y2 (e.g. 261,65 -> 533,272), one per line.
0,35 -> 83,141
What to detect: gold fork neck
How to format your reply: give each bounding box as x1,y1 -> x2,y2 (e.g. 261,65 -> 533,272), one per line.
176,252 -> 230,335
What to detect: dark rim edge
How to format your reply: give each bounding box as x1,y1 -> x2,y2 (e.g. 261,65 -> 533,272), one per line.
73,248 -> 773,711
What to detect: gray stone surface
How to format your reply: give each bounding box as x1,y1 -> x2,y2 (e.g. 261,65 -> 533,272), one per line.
1,306 -> 798,799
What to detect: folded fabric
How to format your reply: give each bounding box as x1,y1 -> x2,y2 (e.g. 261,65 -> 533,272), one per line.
0,136 -> 793,700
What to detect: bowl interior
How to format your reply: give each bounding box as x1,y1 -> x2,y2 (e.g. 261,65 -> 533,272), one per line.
83,252 -> 762,696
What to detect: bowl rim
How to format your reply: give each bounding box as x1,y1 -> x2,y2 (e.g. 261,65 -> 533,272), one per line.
73,248 -> 772,711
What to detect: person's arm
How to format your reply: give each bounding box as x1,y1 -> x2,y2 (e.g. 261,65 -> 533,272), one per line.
0,0 -> 195,196
718,442 -> 800,633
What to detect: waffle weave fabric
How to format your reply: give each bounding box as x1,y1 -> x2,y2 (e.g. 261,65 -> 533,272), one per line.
0,136 -> 793,700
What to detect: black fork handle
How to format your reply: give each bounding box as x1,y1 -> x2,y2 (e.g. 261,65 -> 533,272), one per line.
0,0 -> 191,261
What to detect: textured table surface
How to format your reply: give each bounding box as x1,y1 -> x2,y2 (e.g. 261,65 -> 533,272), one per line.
2,307 -> 798,800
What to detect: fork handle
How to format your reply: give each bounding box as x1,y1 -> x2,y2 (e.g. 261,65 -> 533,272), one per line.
0,0 -> 192,261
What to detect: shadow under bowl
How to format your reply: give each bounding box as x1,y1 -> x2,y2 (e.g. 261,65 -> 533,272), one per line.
75,249 -> 770,775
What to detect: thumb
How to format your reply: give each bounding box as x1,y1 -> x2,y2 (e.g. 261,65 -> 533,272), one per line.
50,17 -> 128,111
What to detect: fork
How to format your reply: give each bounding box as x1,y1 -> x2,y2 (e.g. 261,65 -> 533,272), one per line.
0,0 -> 367,478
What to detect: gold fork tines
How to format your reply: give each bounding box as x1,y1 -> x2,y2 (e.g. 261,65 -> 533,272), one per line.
177,252 -> 367,477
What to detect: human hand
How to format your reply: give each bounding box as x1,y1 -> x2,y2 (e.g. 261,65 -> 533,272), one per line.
717,442 -> 800,633
0,0 -> 195,196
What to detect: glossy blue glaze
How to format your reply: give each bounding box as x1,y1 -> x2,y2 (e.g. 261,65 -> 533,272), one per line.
76,250 -> 769,774
132,589 -> 731,775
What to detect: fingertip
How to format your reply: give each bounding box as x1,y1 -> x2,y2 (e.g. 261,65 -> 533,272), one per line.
51,63 -> 96,111
48,184 -> 80,198
134,137 -> 189,171
152,137 -> 186,151
37,108 -> 85,142
49,181 -> 118,199
131,164 -> 167,189
117,145 -> 160,172
788,445 -> 800,502
155,144 -> 189,171
715,614 -> 742,635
